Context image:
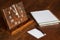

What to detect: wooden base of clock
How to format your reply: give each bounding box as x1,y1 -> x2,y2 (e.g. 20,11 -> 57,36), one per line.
11,20 -> 34,35
2,20 -> 34,35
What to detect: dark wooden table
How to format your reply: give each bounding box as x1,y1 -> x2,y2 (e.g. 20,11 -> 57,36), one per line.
0,0 -> 60,40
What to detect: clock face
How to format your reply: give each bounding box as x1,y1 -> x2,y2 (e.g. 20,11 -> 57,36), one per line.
2,2 -> 28,30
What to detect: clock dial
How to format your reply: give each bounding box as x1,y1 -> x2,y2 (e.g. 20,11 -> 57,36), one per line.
2,2 -> 28,30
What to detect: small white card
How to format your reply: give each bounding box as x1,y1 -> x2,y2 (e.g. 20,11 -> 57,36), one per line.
27,28 -> 46,39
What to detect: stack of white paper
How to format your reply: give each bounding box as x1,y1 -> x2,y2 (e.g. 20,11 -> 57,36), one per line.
27,28 -> 46,39
31,10 -> 60,26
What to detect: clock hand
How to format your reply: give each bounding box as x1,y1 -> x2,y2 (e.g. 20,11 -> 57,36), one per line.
10,5 -> 20,18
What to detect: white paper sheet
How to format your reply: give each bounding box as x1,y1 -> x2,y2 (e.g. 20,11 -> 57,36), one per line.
27,28 -> 46,39
31,10 -> 60,26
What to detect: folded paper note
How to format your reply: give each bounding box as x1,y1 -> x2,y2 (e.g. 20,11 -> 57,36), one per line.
27,28 -> 46,39
31,10 -> 60,26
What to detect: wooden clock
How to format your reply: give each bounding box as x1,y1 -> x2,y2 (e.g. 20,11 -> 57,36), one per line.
1,2 -> 28,30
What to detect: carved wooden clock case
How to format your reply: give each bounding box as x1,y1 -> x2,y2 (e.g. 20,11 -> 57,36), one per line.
0,2 -> 32,35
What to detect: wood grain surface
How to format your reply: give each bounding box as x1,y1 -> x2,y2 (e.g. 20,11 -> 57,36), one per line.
0,0 -> 60,40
